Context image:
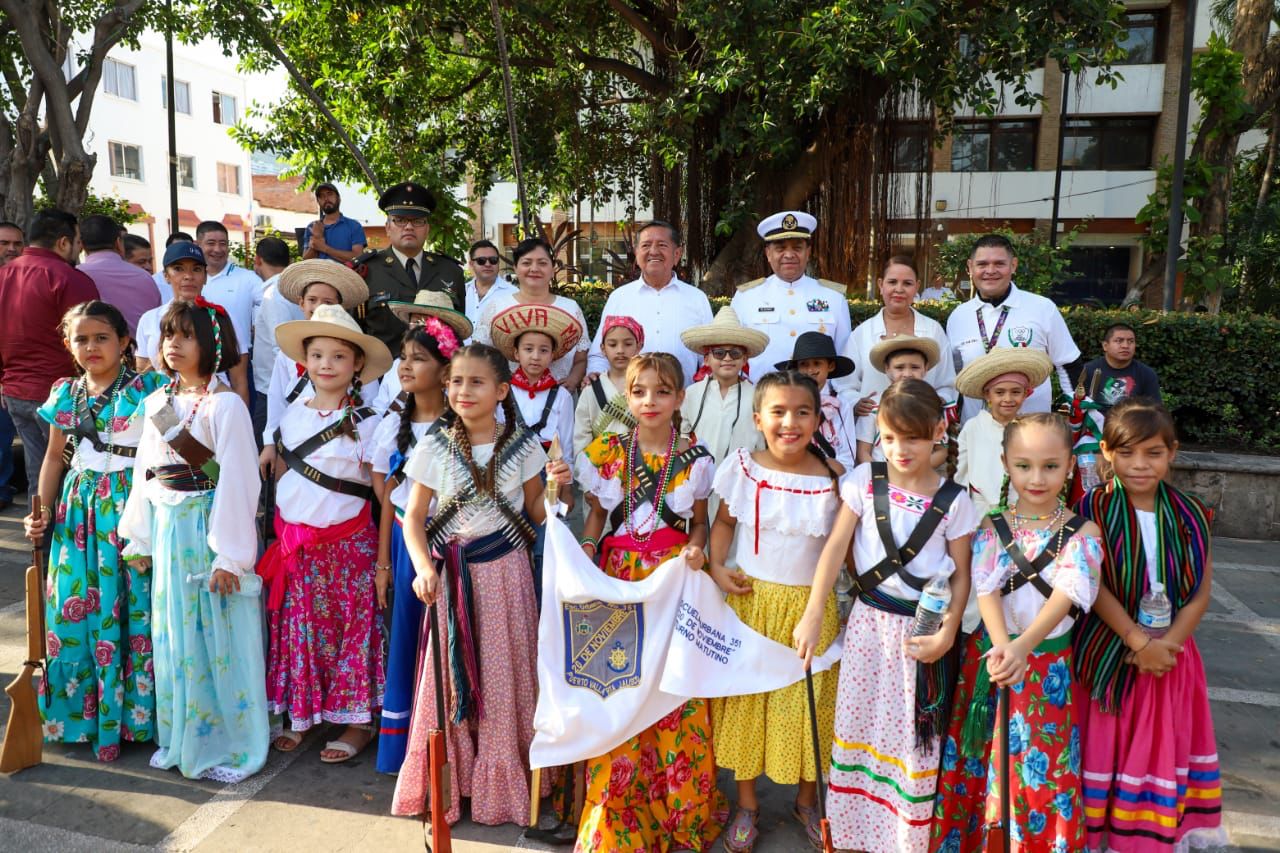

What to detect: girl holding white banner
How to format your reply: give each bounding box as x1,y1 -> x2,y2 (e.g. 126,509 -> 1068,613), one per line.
708,371 -> 845,852
795,378 -> 978,853
391,343 -> 571,826
574,352 -> 728,853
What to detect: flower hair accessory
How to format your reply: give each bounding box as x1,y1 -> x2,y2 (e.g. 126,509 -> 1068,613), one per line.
415,315 -> 461,359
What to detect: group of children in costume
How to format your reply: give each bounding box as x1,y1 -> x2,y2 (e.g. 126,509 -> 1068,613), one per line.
23,271 -> 1224,853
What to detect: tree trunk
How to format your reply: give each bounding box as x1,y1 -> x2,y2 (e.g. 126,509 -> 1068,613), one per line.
1124,250 -> 1165,307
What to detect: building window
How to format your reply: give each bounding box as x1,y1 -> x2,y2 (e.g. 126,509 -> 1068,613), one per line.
212,91 -> 237,125
161,76 -> 192,114
177,155 -> 195,189
108,141 -> 143,180
103,58 -> 137,101
950,120 -> 1037,172
1117,11 -> 1164,65
1062,117 -> 1156,170
216,162 -> 241,194
891,123 -> 930,172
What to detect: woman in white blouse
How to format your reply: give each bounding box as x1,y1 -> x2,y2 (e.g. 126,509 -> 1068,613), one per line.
473,237 -> 590,388
839,256 -> 957,416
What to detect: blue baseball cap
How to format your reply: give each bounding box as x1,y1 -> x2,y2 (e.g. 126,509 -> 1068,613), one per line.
162,241 -> 206,268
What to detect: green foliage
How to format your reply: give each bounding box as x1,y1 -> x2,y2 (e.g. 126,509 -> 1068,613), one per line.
229,227 -> 302,268
1223,142 -> 1280,314
561,286 -> 1280,451
933,226 -> 1084,296
32,189 -> 141,225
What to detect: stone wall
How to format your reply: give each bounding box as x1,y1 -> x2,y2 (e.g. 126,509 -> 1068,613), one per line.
1171,450 -> 1280,540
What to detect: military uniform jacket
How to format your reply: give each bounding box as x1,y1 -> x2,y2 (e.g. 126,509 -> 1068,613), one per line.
730,273 -> 852,378
353,247 -> 465,351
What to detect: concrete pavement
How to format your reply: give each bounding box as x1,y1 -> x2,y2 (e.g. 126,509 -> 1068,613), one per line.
0,504 -> 1277,851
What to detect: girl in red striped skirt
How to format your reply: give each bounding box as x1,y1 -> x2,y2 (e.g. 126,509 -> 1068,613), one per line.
1074,398 -> 1226,852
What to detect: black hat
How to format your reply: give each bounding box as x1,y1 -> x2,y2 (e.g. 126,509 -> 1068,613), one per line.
774,331 -> 854,378
379,181 -> 437,216
313,181 -> 340,197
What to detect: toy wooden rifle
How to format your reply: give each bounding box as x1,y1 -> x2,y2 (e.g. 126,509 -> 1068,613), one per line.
987,685 -> 1012,853
424,598 -> 452,852
805,667 -> 835,853
1,497 -> 46,773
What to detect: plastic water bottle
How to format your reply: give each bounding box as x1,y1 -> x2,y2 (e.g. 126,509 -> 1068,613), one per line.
1077,452 -> 1102,493
1138,581 -> 1173,637
912,576 -> 951,636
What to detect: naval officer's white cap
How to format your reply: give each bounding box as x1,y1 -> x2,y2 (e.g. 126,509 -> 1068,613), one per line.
757,210 -> 817,242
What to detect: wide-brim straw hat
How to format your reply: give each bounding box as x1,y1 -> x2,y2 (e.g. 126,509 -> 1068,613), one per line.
868,334 -> 941,373
275,303 -> 394,383
278,260 -> 369,311
388,289 -> 473,341
489,303 -> 584,362
955,347 -> 1054,398
679,306 -> 770,358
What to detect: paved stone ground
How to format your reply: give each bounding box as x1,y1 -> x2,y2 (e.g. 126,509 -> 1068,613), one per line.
0,502 -> 1277,852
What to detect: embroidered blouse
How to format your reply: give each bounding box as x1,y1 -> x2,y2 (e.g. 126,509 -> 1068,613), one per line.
972,525 -> 1102,639
39,371 -> 167,474
575,433 -> 714,537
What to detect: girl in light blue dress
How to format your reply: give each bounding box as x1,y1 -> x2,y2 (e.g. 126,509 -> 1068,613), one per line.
119,299 -> 268,782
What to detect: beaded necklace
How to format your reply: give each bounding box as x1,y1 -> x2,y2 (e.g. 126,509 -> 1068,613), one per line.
1007,499 -> 1069,633
622,426 -> 678,543
70,367 -> 127,493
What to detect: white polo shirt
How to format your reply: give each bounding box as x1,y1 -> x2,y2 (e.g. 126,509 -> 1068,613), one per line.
730,273 -> 852,378
464,276 -> 517,329
203,263 -> 262,353
946,283 -> 1080,420
585,275 -> 713,385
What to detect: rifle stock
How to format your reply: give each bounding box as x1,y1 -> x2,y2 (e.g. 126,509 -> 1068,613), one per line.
1,497 -> 45,774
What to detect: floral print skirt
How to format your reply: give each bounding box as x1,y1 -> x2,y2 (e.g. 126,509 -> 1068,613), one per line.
930,629 -> 992,853
41,469 -> 153,761
266,520 -> 385,730
149,494 -> 268,782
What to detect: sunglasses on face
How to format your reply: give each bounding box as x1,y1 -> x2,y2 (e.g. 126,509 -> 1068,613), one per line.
709,347 -> 745,360
472,256 -> 500,265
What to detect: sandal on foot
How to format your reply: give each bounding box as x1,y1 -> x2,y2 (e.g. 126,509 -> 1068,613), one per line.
723,806 -> 759,852
320,725 -> 374,764
272,730 -> 303,752
793,800 -> 823,850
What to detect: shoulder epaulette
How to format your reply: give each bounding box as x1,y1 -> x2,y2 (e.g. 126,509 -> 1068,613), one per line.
736,276 -> 766,292
425,251 -> 465,268
818,278 -> 847,294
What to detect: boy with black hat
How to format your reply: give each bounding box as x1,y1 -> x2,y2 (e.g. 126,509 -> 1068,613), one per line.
774,330 -> 857,469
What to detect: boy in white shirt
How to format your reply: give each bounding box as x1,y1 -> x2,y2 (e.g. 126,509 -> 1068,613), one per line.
855,334 -> 947,469
677,306 -> 767,464
489,303 -> 582,458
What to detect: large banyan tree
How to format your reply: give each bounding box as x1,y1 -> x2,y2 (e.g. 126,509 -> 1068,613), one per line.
216,0 -> 1124,291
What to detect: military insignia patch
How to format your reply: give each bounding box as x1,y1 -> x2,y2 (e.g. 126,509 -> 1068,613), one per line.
782,213 -> 798,230
1007,326 -> 1034,347
562,600 -> 643,698
806,298 -> 830,312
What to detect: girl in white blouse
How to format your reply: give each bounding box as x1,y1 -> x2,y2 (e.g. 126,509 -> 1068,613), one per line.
119,299 -> 268,782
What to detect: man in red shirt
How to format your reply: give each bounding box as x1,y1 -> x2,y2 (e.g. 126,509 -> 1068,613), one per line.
0,209 -> 100,499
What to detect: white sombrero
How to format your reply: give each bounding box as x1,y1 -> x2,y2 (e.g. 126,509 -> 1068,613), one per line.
955,348 -> 1054,398
488,303 -> 584,362
679,306 -> 770,358
278,260 -> 369,311
868,334 -> 941,373
275,303 -> 394,383
388,289 -> 473,342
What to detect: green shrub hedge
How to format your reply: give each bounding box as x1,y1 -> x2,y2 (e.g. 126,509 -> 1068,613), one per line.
555,285 -> 1280,452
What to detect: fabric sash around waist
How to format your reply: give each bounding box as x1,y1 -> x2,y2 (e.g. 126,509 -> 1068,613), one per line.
256,504 -> 375,611
599,525 -> 690,567
147,463 -> 216,492
959,629 -> 1074,758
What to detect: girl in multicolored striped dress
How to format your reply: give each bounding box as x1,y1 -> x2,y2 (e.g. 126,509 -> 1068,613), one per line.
1074,398 -> 1226,852
931,413 -> 1102,853
795,378 -> 978,853
24,301 -> 166,761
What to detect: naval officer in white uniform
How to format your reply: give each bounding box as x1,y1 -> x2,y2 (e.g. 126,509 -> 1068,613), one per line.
730,210 -> 852,377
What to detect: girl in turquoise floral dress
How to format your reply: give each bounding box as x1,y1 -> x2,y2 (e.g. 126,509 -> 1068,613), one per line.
23,301 -> 166,761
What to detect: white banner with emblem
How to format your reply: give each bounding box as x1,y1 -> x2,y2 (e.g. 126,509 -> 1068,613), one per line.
530,512 -> 842,769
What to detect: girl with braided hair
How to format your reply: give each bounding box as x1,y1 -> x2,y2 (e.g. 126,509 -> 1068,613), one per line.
392,343 -> 570,826
119,299 -> 268,781
573,352 -> 728,852
370,298 -> 469,776
708,370 -> 844,851
259,305 -> 393,763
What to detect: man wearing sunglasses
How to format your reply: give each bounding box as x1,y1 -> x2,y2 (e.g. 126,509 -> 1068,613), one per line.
350,181 -> 466,350
463,239 -> 516,327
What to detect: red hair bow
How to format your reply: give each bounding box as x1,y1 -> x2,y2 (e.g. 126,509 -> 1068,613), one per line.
194,295 -> 227,315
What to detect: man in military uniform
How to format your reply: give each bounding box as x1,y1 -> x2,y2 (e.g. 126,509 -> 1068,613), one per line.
350,181 -> 465,351
730,210 -> 852,376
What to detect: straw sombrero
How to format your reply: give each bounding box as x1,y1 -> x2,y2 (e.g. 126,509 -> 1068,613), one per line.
868,334 -> 941,373
275,303 -> 394,383
679,306 -> 770,358
955,348 -> 1053,398
388,289 -> 473,342
278,260 -> 369,311
488,303 -> 584,362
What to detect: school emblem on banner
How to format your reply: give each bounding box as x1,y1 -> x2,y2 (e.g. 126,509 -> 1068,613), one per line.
562,600 -> 644,698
